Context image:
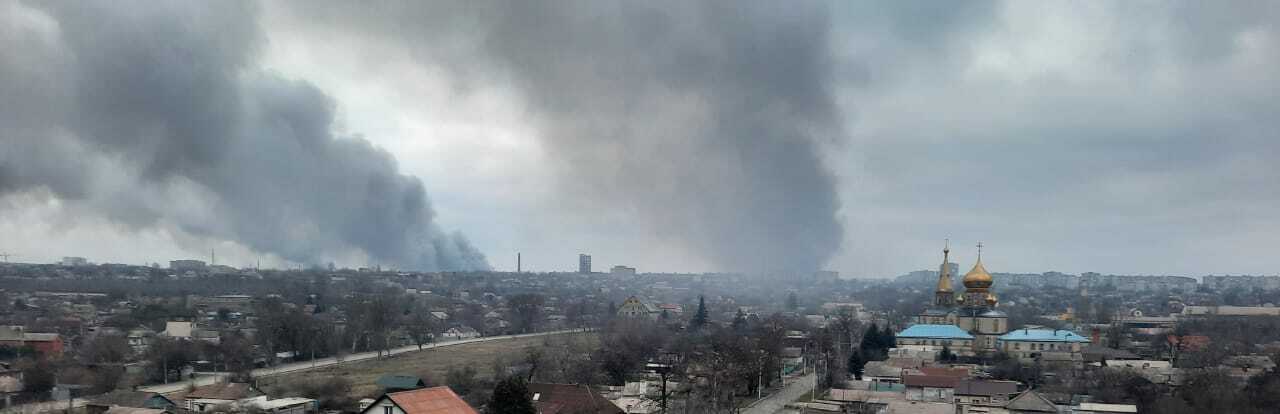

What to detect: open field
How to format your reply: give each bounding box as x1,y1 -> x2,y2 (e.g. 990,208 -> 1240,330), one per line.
261,331 -> 599,396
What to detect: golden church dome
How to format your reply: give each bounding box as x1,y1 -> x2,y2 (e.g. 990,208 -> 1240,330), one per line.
962,259 -> 993,289
985,293 -> 998,306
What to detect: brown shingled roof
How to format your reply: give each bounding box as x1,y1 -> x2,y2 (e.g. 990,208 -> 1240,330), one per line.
384,386 -> 477,414
954,379 -> 1019,397
528,383 -> 623,414
917,367 -> 970,377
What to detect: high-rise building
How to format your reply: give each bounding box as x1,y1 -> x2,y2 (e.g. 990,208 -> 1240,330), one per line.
60,257 -> 88,267
170,259 -> 207,272
578,254 -> 592,274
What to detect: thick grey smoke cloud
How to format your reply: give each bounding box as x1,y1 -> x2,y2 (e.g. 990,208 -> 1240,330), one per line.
0,1 -> 488,270
290,1 -> 846,272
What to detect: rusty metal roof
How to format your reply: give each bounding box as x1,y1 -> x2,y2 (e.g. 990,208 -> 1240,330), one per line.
385,386 -> 477,414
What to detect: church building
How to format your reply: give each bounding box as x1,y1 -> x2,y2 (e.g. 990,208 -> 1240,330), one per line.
899,242 -> 1009,355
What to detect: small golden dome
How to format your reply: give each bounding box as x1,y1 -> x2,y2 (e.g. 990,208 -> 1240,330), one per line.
962,259 -> 993,289
985,293 -> 998,306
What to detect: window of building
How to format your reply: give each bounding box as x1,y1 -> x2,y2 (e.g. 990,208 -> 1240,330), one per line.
384,406 -> 393,414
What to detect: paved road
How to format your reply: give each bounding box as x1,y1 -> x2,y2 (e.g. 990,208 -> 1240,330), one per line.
138,328 -> 587,394
741,373 -> 816,414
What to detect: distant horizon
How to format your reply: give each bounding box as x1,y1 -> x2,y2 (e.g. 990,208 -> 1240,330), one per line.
4,1 -> 1279,280
7,256 -> 1278,281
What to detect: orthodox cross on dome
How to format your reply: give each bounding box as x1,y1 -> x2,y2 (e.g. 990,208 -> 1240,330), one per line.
976,242 -> 983,260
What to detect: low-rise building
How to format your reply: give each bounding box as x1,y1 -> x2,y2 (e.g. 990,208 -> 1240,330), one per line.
995,329 -> 1090,359
528,383 -> 623,414
616,297 -> 659,321
895,324 -> 976,355
184,382 -> 262,412
85,391 -> 176,414
1074,402 -> 1137,413
903,374 -> 959,402
244,397 -> 316,414
358,386 -> 476,414
953,380 -> 1018,412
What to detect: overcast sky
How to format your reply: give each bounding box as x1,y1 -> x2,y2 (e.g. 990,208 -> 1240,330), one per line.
2,1 -> 1277,277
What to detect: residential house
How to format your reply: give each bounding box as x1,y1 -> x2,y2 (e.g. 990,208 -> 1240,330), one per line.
903,374 -> 959,402
1003,390 -> 1061,413
126,328 -> 156,355
862,361 -> 903,383
1,369 -> 21,408
163,321 -> 193,339
827,388 -> 907,413
184,382 -> 262,412
616,297 -> 658,321
1073,403 -> 1137,413
441,327 -> 480,340
1102,360 -> 1180,385
1080,346 -> 1139,364
995,329 -> 1090,360
0,326 -> 63,356
1220,355 -> 1276,380
528,383 -> 624,414
894,325 -> 976,356
358,386 -> 476,414
953,380 -> 1019,413
243,397 -> 317,414
86,390 -> 177,414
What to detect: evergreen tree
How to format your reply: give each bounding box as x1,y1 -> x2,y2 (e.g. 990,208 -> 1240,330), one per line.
488,376 -> 537,414
690,295 -> 708,329
938,345 -> 955,362
732,308 -> 748,331
847,351 -> 866,380
880,324 -> 896,349
859,323 -> 881,351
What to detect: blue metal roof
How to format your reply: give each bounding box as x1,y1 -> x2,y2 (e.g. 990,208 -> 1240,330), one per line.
897,324 -> 974,339
998,329 -> 1090,343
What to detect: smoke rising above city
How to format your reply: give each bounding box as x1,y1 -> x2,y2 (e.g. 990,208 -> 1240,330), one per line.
0,1 -> 488,271
3,1 -> 1280,276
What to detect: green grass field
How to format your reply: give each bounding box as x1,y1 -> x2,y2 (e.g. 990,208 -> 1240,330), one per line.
262,331 -> 598,397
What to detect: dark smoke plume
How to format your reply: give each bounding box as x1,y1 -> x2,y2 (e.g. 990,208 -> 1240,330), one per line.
297,0 -> 847,272
0,1 -> 488,270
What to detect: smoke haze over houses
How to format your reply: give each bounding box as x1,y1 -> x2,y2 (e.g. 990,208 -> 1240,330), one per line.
2,1 -> 1279,276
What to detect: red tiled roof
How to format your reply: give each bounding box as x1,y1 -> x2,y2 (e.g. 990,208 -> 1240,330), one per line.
903,375 -> 960,389
386,386 -> 477,414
